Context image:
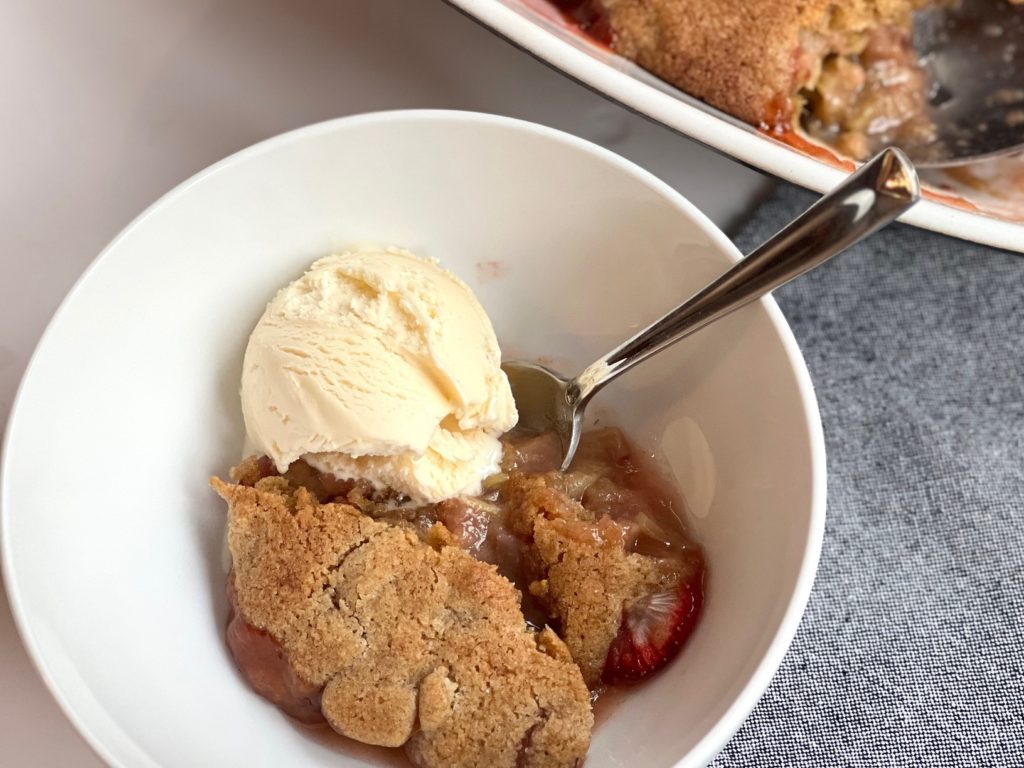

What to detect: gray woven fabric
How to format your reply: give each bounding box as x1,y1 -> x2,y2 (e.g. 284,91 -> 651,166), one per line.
711,185 -> 1024,768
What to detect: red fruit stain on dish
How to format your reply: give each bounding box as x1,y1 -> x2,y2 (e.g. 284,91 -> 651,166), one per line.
602,574 -> 704,684
550,0 -> 614,46
919,186 -> 982,214
761,126 -> 857,170
475,259 -> 507,284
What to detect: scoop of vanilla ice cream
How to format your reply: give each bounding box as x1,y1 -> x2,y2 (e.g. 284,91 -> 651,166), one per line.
240,248 -> 518,502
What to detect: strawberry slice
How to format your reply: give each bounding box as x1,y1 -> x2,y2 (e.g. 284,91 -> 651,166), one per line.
602,576 -> 703,684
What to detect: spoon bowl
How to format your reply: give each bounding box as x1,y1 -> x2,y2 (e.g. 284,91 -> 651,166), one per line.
501,361 -> 574,437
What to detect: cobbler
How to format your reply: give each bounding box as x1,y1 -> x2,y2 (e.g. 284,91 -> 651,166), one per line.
213,427 -> 705,768
553,0 -> 942,160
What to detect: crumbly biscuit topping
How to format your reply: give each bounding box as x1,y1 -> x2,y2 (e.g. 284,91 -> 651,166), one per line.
212,473 -> 592,768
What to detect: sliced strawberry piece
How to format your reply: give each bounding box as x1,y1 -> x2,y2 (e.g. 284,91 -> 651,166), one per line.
602,575 -> 703,684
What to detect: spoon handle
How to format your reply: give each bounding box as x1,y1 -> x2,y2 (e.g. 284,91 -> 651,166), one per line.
570,148 -> 921,405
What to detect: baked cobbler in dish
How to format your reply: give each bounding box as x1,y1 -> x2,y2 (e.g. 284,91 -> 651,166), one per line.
554,0 -> 940,159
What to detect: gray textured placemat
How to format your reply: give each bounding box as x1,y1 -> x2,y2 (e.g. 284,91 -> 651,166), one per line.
711,185 -> 1024,768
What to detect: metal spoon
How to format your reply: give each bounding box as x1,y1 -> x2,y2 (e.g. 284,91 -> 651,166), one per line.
912,0 -> 1024,166
502,148 -> 920,471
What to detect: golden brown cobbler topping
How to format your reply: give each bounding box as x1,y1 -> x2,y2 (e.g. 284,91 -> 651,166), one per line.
212,474 -> 592,768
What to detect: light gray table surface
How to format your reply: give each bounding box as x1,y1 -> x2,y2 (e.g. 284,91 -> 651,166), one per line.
0,0 -> 768,764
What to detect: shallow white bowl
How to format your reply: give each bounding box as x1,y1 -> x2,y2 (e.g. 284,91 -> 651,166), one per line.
2,110 -> 825,768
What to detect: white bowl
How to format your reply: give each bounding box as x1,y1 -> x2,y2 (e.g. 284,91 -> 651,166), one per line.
449,0 -> 1024,253
1,110 -> 825,768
